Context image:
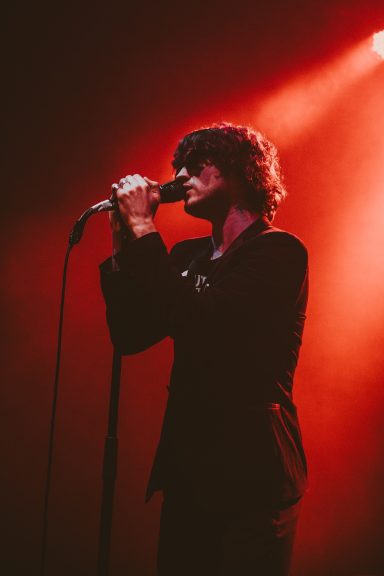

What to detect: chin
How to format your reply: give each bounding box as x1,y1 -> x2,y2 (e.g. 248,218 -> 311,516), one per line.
184,200 -> 210,220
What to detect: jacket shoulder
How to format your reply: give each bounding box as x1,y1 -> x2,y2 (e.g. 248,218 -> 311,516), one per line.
251,227 -> 308,258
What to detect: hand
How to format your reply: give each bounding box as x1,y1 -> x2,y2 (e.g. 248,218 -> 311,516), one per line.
114,174 -> 160,238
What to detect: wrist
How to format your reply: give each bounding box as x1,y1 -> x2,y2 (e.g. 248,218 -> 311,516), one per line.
130,219 -> 157,239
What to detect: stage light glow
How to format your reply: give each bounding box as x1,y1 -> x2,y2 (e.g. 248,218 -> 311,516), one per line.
251,38 -> 380,146
372,30 -> 384,59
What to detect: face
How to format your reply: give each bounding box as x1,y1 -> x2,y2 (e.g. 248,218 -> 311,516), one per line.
176,162 -> 234,221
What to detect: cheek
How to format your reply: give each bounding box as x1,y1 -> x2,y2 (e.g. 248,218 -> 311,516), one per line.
198,166 -> 222,187
196,173 -> 212,188
199,175 -> 224,195
208,177 -> 230,200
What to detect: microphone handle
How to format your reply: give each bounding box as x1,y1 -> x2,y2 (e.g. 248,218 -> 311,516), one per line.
104,178 -> 186,212
158,178 -> 187,203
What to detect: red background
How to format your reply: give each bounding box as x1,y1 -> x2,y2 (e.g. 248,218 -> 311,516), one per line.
3,1 -> 384,574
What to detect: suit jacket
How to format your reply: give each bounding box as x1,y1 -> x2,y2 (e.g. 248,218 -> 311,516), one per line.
100,217 -> 309,511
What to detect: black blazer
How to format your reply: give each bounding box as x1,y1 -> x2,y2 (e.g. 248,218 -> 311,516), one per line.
100,218 -> 309,511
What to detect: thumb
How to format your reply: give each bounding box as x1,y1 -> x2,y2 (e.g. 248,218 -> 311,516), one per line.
144,176 -> 160,189
144,176 -> 161,203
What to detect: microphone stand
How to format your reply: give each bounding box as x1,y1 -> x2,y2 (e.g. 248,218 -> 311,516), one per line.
70,214 -> 123,576
51,182 -> 184,574
97,346 -> 122,576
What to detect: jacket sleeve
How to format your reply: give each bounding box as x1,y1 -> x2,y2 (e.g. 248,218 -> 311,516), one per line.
113,231 -> 308,343
99,251 -> 169,355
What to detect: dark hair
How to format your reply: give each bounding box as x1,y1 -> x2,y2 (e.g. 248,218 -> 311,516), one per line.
172,122 -> 287,221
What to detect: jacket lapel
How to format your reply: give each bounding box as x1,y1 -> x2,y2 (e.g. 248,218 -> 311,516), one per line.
204,217 -> 272,283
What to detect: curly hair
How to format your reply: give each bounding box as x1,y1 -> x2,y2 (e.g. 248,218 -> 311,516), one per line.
172,122 -> 287,221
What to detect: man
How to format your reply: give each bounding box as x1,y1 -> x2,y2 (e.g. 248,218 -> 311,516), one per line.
100,123 -> 308,575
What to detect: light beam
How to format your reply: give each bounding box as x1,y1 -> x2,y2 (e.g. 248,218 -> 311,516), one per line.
249,36 -> 381,147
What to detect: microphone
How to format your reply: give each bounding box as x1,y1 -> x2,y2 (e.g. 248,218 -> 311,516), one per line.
69,177 -> 187,247
87,177 -> 187,216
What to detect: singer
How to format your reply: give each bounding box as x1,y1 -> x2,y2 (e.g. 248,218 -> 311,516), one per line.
99,123 -> 308,576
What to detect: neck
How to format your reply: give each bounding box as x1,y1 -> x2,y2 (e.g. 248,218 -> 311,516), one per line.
211,206 -> 261,254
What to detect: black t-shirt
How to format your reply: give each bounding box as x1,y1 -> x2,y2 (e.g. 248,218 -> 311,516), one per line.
186,250 -> 222,293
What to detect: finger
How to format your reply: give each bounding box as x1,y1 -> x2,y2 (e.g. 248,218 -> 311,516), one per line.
143,176 -> 160,188
144,176 -> 161,208
132,173 -> 151,190
144,178 -> 160,205
142,178 -> 160,209
144,177 -> 160,202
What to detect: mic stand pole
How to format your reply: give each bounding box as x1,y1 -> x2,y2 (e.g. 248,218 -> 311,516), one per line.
69,205 -> 133,575
97,346 -> 122,576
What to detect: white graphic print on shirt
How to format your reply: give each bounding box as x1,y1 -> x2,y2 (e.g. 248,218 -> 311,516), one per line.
182,269 -> 209,293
